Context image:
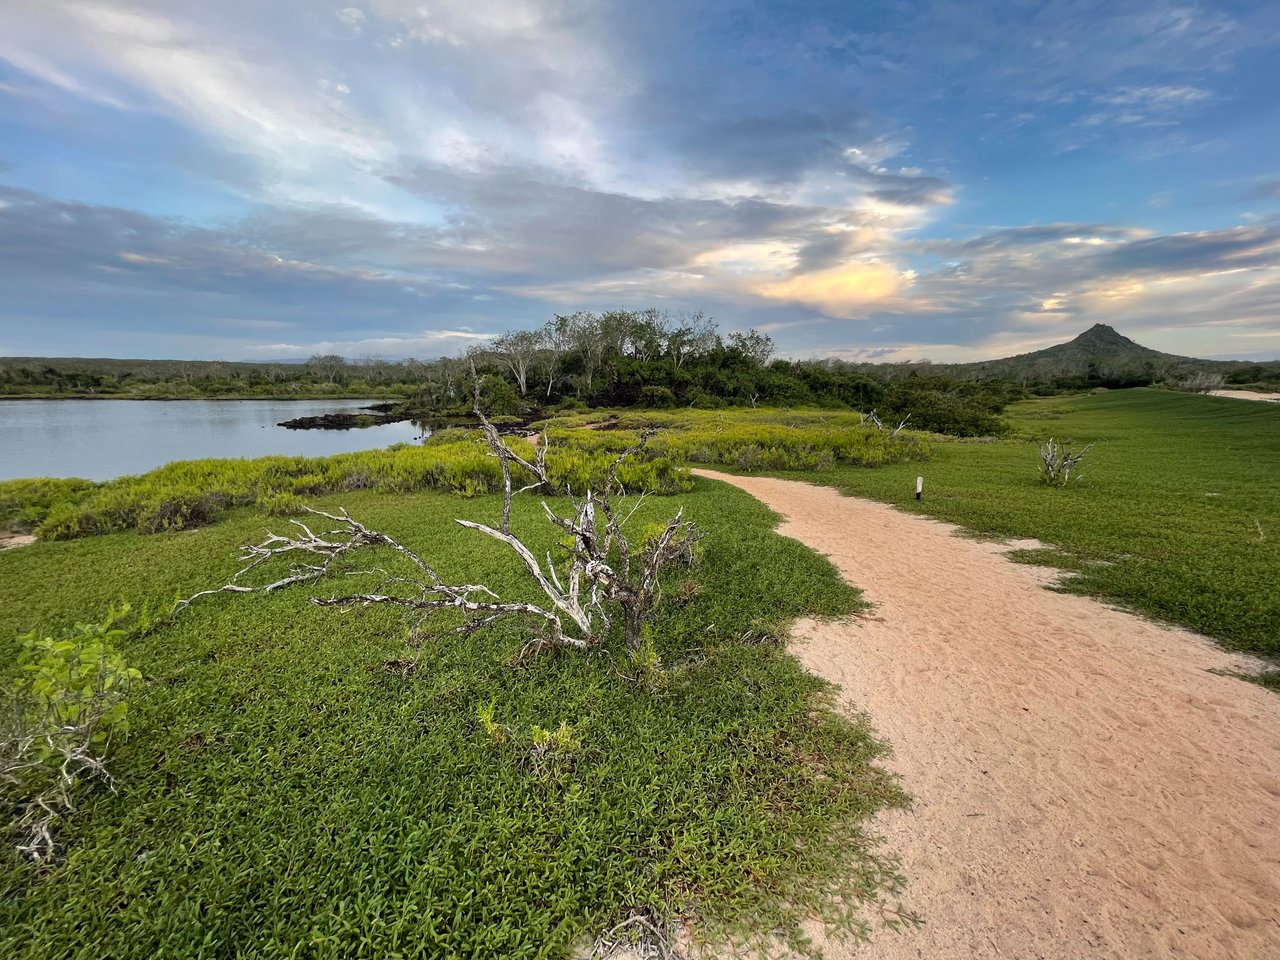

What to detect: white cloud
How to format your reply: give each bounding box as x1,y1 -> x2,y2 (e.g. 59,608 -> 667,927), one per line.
336,7 -> 367,32
244,329 -> 493,357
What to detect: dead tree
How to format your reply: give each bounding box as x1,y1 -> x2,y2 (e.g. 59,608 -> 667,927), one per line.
864,409 -> 911,437
470,375 -> 549,535
180,404 -> 700,661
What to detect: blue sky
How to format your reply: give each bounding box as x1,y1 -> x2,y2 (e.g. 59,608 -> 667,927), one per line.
1,0 -> 1278,361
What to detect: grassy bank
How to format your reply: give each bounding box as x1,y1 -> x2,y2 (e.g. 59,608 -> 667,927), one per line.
1,413 -> 925,541
785,389 -> 1280,659
0,433 -> 689,540
542,407 -> 931,471
0,481 -> 908,958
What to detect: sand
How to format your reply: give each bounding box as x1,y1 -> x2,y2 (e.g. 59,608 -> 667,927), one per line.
1208,390 -> 1280,403
693,469 -> 1280,960
0,531 -> 35,550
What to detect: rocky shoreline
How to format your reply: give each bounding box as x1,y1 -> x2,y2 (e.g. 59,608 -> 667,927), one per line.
277,411 -> 409,430
278,402 -> 409,430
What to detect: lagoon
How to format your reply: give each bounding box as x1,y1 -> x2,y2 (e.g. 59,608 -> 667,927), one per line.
0,399 -> 423,481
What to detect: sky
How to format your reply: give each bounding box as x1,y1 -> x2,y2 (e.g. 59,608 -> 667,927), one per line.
1,0 -> 1278,363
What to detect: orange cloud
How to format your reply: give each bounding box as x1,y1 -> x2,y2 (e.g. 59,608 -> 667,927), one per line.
758,260 -> 905,316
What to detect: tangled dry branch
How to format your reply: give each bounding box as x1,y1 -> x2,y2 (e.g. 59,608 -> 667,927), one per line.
180,389 -> 700,660
588,914 -> 689,960
2,714 -> 114,863
863,409 -> 912,437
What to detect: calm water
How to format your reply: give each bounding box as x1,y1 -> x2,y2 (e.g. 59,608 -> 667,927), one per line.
0,400 -> 426,481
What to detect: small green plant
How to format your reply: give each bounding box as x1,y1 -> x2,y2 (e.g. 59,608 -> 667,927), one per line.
625,629 -> 667,693
475,699 -> 507,745
474,703 -> 582,777
3,604 -> 142,862
526,722 -> 582,772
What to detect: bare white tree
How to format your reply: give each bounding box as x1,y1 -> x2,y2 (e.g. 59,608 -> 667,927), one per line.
541,314 -> 576,398
864,410 -> 911,437
667,311 -> 717,371
491,330 -> 543,395
572,312 -> 608,392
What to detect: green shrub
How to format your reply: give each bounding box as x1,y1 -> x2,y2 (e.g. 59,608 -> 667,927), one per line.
881,376 -> 1011,437
136,492 -> 227,534
0,478 -> 95,533
260,492 -> 307,517
639,385 -> 677,408
479,377 -> 522,416
14,606 -> 141,741
4,604 -> 142,861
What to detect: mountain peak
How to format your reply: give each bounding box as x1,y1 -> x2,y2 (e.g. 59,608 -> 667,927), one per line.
1075,322 -> 1122,340
1068,323 -> 1140,353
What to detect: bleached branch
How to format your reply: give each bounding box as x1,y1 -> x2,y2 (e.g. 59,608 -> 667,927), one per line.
181,401 -> 699,665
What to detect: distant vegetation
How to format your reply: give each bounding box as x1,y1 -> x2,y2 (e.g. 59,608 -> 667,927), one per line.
407,310 -> 1030,437
0,354 -> 427,399
6,317 -> 1275,437
416,315 -> 1280,413
879,323 -> 1280,394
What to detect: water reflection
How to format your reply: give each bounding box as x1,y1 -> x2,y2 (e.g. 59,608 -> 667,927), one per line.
0,399 -> 426,481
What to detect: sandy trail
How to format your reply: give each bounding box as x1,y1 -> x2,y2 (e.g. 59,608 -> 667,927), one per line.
693,470 -> 1280,960
1208,389 -> 1280,403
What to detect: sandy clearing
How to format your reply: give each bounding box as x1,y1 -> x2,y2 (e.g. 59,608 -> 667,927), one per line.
1209,389 -> 1280,403
0,531 -> 36,550
693,469 -> 1280,960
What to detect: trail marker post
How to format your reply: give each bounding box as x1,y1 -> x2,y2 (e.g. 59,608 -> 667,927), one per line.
916,476 -> 923,501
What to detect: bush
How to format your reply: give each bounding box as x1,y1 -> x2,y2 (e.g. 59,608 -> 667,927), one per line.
3,604 -> 142,862
0,478 -> 95,533
639,385 -> 677,408
882,376 -> 1012,437
1037,438 -> 1096,486
479,377 -> 523,416
1163,372 -> 1225,394
260,492 -> 307,517
136,492 -> 227,534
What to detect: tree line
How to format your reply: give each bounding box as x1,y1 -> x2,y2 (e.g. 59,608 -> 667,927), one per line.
422,309 -> 1022,436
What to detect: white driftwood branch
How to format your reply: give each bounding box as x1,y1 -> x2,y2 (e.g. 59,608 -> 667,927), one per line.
471,370 -> 551,534
180,400 -> 699,660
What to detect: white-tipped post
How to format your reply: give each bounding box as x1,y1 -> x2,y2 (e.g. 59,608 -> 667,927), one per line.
916,476 -> 923,501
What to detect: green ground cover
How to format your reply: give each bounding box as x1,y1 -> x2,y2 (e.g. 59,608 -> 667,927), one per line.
541,407 -> 931,471
1,481 -> 908,958
769,389 -> 1280,659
